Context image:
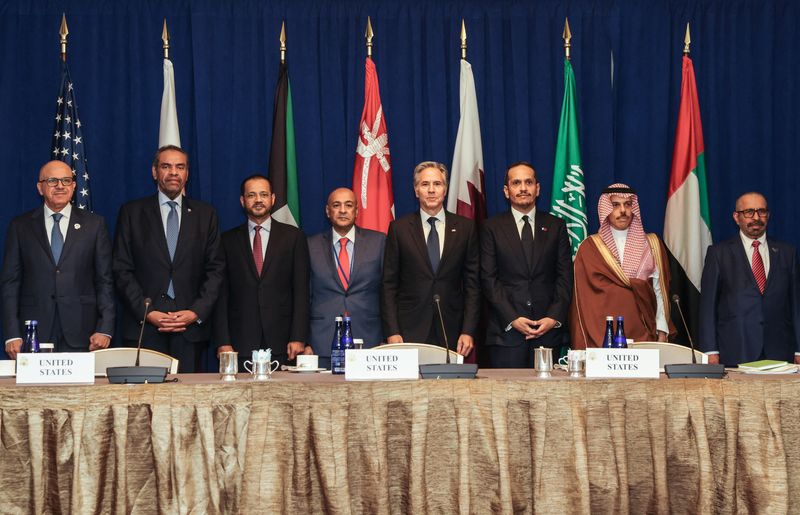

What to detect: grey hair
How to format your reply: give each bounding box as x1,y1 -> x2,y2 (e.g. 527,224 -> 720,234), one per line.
413,161 -> 449,188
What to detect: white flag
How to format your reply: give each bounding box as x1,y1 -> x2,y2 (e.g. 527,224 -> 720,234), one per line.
159,59 -> 181,147
447,59 -> 486,221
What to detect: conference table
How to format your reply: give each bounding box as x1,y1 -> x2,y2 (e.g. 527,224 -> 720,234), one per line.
1,369 -> 798,514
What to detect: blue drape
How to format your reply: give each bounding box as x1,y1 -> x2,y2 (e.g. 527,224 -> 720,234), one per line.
1,0 -> 798,341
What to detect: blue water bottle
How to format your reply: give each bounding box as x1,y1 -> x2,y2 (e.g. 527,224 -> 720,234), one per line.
330,316 -> 345,374
612,316 -> 627,349
29,320 -> 40,353
21,320 -> 32,353
342,316 -> 354,350
601,316 -> 614,348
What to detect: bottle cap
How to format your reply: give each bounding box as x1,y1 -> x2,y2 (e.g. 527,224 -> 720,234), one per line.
605,316 -> 613,321
31,320 -> 38,326
335,316 -> 343,322
344,316 -> 352,321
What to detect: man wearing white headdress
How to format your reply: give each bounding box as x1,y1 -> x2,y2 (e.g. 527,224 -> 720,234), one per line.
570,184 -> 675,348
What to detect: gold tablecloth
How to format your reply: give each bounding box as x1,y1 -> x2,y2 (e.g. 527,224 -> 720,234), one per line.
0,370 -> 798,514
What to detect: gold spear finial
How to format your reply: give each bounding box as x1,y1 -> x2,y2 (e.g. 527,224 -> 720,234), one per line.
162,19 -> 170,60
280,21 -> 286,63
460,19 -> 467,60
365,16 -> 374,58
59,14 -> 69,62
562,17 -> 572,60
683,22 -> 691,55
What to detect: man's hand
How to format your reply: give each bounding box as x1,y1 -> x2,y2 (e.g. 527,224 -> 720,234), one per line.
287,341 -> 306,360
707,354 -> 720,365
89,333 -> 111,350
387,334 -> 403,344
794,355 -> 800,365
4,338 -> 22,360
657,331 -> 668,343
529,317 -> 558,339
302,346 -> 315,355
456,334 -> 474,356
217,345 -> 234,358
147,310 -> 199,332
511,317 -> 539,339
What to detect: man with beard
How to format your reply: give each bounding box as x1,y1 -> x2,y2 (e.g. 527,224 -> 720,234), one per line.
308,188 -> 385,367
481,162 -> 573,367
381,161 -> 480,356
215,174 -> 310,366
700,192 -> 800,365
113,146 -> 224,372
570,184 -> 675,348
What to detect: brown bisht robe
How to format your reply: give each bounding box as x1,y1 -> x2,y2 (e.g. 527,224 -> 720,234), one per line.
570,234 -> 676,349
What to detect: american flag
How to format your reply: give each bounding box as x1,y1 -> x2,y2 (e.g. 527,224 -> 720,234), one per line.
50,62 -> 91,211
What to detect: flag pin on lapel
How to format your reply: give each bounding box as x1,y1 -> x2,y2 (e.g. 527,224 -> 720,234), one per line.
73,223 -> 81,230
450,228 -> 456,232
541,227 -> 548,232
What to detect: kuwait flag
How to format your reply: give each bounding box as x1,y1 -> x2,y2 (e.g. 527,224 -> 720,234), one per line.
550,58 -> 587,259
664,54 -> 712,341
446,59 -> 486,222
268,61 -> 300,227
353,58 -> 394,234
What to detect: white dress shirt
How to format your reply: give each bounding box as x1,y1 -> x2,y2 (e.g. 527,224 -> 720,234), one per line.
510,206 -> 536,240
248,217 -> 272,261
44,202 -> 72,244
332,226 -> 356,274
739,231 -> 770,277
420,208 -> 445,258
158,191 -> 182,236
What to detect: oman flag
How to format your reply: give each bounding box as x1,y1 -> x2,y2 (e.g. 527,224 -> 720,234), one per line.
664,54 -> 712,341
447,59 -> 486,222
353,58 -> 394,234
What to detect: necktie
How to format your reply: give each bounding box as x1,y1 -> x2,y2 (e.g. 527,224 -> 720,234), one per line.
166,201 -> 179,297
253,226 -> 264,276
337,237 -> 350,290
521,215 -> 534,269
752,240 -> 767,294
51,213 -> 64,264
427,217 -> 440,273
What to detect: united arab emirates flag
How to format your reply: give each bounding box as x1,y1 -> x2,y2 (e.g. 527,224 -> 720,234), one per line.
268,61 -> 300,227
550,58 -> 587,259
664,55 -> 712,343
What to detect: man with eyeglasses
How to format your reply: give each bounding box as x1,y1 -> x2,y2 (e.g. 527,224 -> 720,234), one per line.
214,175 -> 310,367
113,145 -> 224,372
1,160 -> 114,357
699,192 -> 800,365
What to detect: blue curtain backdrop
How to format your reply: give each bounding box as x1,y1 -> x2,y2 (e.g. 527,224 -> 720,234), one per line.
1,0 -> 798,342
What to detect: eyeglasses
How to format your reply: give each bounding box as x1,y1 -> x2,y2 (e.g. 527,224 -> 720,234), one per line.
736,208 -> 769,219
39,177 -> 74,187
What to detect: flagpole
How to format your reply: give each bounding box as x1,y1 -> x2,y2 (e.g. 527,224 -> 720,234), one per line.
162,19 -> 170,60
59,14 -> 68,62
460,19 -> 467,60
683,22 -> 691,55
563,17 -> 571,60
280,21 -> 286,64
365,16 -> 373,59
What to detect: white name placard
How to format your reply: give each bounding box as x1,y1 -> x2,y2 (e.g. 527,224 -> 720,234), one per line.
345,349 -> 419,381
15,353 -> 95,384
585,348 -> 660,378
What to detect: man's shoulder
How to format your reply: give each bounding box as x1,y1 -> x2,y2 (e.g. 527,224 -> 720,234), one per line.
535,210 -> 566,228
483,211 -> 512,229
767,237 -> 796,252
222,223 -> 247,240
119,194 -> 157,211
183,197 -> 218,216
270,219 -> 304,238
9,207 -> 41,227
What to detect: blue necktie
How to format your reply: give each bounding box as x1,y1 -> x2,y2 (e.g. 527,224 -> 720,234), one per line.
427,216 -> 440,273
51,213 -> 64,264
166,201 -> 179,297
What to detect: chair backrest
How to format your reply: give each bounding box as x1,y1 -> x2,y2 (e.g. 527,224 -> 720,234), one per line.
372,343 -> 464,365
628,341 -> 708,368
92,347 -> 179,376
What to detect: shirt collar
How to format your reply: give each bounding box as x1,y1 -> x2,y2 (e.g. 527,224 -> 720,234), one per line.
44,202 -> 72,220
249,217 -> 272,233
332,225 -> 356,243
740,231 -> 767,248
158,190 -> 183,209
511,206 -> 536,225
420,207 -> 445,224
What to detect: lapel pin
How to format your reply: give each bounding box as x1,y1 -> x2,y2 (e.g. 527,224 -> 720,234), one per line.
187,208 -> 192,213
450,228 -> 456,232
73,223 -> 81,230
772,247 -> 778,252
541,226 -> 548,232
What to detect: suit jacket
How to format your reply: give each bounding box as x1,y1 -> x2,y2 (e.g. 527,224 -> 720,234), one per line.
2,206 -> 114,349
481,210 -> 573,348
112,194 -> 224,343
699,235 -> 800,365
381,211 -> 480,344
214,219 -> 310,357
308,227 -> 385,357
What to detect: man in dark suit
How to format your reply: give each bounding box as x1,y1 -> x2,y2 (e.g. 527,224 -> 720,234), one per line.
215,175 -> 310,366
700,192 -> 800,365
381,161 -> 480,356
2,160 -> 114,357
113,146 -> 224,372
308,188 -> 385,367
480,162 -> 572,368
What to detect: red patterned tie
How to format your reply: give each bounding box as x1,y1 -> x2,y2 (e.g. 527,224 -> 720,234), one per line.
337,237 -> 350,290
751,240 -> 766,294
253,226 -> 264,276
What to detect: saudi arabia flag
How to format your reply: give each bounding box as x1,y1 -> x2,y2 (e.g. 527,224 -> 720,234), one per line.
550,58 -> 587,259
664,54 -> 712,343
268,61 -> 300,227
